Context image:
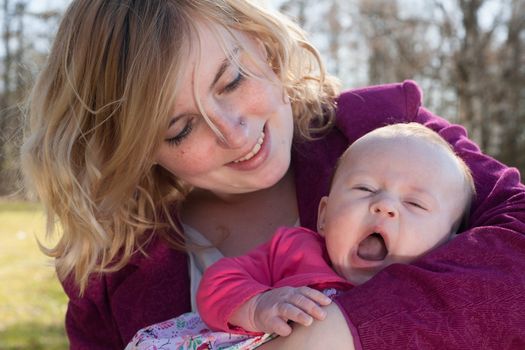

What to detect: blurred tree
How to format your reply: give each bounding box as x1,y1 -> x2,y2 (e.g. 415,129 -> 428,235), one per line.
436,0 -> 525,172
279,0 -> 310,27
279,0 -> 365,84
0,0 -> 61,196
491,0 -> 525,173
358,0 -> 434,84
275,0 -> 525,177
2,0 -> 523,196
1,0 -> 25,196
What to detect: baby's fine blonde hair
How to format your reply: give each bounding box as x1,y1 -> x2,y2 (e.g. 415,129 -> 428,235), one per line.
336,123 -> 476,230
20,0 -> 340,294
358,122 -> 476,200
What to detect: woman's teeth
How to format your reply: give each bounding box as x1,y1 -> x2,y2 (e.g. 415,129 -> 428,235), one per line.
234,132 -> 265,163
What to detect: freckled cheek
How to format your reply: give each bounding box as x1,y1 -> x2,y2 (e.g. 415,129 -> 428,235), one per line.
158,144 -> 221,179
242,80 -> 286,116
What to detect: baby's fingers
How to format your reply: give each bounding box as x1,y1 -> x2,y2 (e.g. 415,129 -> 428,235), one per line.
297,286 -> 332,306
277,302 -> 314,329
267,315 -> 293,337
289,288 -> 330,321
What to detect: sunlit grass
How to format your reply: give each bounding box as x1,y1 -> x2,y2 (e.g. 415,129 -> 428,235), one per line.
0,201 -> 68,350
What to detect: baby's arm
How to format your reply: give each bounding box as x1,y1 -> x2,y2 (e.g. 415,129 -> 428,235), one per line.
197,227 -> 350,334
229,286 -> 331,336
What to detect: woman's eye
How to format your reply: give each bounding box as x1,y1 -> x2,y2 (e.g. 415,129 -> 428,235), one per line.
221,70 -> 244,94
165,119 -> 194,146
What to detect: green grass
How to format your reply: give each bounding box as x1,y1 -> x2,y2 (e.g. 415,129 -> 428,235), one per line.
0,202 -> 68,350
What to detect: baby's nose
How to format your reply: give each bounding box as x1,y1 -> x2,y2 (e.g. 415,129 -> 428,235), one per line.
370,198 -> 398,218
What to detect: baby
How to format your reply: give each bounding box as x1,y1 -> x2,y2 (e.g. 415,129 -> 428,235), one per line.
127,122 -> 475,349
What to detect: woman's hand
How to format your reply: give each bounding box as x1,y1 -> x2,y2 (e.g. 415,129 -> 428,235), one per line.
257,303 -> 355,349
229,286 -> 331,336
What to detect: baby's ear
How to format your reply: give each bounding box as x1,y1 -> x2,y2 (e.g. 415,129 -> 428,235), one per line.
317,196 -> 329,236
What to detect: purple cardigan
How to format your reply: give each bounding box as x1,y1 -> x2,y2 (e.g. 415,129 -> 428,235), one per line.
61,81 -> 525,349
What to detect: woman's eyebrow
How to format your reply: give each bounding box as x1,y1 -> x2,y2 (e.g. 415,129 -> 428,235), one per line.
209,46 -> 240,91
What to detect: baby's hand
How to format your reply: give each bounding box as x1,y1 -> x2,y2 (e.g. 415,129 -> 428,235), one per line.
251,286 -> 331,336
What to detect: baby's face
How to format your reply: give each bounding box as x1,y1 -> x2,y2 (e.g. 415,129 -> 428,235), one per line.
317,135 -> 468,285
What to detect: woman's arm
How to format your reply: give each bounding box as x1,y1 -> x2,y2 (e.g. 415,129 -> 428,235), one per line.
61,237 -> 193,348
257,304 -> 355,350
61,277 -> 126,349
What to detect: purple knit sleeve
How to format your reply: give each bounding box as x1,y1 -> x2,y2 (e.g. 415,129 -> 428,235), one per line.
333,81 -> 525,349
61,275 -> 124,350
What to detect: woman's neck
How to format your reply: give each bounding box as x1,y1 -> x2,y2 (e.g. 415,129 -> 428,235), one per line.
200,168 -> 295,204
181,169 -> 298,256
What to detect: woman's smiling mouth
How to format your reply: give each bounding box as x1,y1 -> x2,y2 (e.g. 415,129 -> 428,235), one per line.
227,124 -> 272,172
233,131 -> 265,163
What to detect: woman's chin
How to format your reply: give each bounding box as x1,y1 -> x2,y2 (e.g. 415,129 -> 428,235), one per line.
247,154 -> 291,191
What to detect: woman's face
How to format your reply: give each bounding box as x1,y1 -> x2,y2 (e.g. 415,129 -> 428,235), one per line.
156,21 -> 294,196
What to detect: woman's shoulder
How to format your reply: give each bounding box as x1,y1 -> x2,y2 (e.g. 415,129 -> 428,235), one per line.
335,80 -> 423,140
337,80 -> 422,116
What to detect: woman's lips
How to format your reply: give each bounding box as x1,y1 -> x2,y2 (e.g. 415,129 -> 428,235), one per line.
227,124 -> 270,171
233,132 -> 265,163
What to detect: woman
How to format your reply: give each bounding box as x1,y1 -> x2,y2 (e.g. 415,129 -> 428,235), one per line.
21,0 -> 525,349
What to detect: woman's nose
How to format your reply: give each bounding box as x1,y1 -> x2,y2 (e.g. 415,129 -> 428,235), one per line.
205,104 -> 249,149
370,197 -> 398,218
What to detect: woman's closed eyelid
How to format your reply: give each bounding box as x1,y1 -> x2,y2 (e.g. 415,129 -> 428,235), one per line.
165,116 -> 195,146
219,69 -> 245,95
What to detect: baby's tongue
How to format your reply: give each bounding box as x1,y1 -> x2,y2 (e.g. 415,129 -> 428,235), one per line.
357,233 -> 387,261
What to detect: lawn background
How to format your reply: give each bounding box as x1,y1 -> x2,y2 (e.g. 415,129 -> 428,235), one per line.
0,201 -> 68,349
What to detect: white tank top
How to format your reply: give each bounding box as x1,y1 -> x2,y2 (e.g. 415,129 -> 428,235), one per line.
184,219 -> 300,311
183,223 -> 224,312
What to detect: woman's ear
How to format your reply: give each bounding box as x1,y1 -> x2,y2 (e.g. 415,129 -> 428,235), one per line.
317,196 -> 329,236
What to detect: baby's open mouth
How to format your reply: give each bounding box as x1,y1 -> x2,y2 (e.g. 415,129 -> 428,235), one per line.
357,233 -> 388,261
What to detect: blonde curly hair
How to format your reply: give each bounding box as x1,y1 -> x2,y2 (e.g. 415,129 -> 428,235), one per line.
21,0 -> 340,295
